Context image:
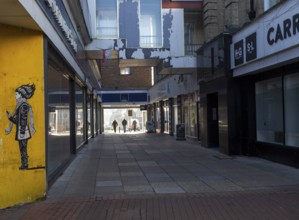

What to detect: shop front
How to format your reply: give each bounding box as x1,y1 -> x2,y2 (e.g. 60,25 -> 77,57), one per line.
197,33 -> 237,154
231,0 -> 299,167
182,93 -> 198,139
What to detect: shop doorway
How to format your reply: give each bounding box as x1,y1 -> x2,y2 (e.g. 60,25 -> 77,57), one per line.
207,93 -> 219,147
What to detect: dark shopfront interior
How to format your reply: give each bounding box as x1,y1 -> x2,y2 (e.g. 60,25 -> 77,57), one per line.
46,45 -> 100,185
238,62 -> 299,168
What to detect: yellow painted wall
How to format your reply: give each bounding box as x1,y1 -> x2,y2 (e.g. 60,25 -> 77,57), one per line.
0,24 -> 46,208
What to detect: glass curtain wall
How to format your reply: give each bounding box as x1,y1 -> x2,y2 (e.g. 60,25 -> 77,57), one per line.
47,62 -> 71,177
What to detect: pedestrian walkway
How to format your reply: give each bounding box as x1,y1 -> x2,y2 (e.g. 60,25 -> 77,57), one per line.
1,133 -> 299,219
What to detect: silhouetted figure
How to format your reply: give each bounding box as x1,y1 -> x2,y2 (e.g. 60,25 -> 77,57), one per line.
133,120 -> 137,132
122,119 -> 127,133
112,120 -> 118,133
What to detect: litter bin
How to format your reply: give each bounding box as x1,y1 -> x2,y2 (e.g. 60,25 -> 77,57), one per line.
176,124 -> 186,141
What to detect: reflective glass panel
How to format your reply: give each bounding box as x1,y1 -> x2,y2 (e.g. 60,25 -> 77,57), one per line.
284,73 -> 299,147
140,0 -> 162,47
47,63 -> 71,176
75,84 -> 84,148
255,77 -> 283,144
96,0 -> 118,38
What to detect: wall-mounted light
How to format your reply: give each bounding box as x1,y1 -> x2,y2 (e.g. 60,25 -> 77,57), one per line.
120,67 -> 130,75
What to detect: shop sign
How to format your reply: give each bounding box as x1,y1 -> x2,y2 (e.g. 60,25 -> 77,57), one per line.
246,32 -> 257,62
140,105 -> 147,111
267,13 -> 299,46
234,40 -> 244,66
231,0 -> 299,72
45,0 -> 78,52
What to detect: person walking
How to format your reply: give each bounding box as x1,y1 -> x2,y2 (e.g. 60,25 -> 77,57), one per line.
122,118 -> 127,133
112,120 -> 118,133
132,120 -> 137,132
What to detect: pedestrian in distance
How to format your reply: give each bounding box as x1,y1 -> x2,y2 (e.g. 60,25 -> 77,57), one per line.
132,120 -> 137,132
122,118 -> 127,133
112,120 -> 118,133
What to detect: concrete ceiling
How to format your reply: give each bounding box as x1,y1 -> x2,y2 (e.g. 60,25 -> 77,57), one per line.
0,0 -> 40,30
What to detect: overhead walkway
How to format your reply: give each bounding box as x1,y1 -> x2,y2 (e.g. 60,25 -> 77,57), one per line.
1,133 -> 299,219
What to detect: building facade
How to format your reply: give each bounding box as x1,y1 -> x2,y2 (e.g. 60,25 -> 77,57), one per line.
194,0 -> 287,155
0,0 -> 204,208
231,0 -> 299,167
0,0 -> 101,208
1,0 -> 294,209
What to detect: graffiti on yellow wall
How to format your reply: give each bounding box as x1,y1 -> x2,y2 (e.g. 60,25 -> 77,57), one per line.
5,84 -> 39,170
0,24 -> 46,209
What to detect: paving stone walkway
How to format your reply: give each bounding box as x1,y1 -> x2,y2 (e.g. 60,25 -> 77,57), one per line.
1,133 -> 299,219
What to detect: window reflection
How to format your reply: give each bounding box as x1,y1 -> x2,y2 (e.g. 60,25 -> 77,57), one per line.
284,73 -> 299,147
87,95 -> 92,137
47,63 -> 71,176
140,0 -> 162,47
96,0 -> 118,38
94,98 -> 97,134
255,77 -> 283,144
75,84 -> 84,148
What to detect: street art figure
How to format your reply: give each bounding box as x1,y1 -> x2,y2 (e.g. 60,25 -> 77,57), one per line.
5,84 -> 36,170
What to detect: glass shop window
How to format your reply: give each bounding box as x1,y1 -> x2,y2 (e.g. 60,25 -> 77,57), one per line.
284,73 -> 299,147
96,0 -> 118,38
140,0 -> 162,47
255,73 -> 299,148
75,84 -> 84,148
255,77 -> 283,144
47,63 -> 71,177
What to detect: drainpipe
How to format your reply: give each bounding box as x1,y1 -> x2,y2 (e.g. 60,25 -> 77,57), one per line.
248,0 -> 256,21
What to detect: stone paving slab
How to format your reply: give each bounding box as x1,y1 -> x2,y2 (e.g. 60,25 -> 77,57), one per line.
120,171 -> 144,177
152,182 -> 185,194
177,181 -> 215,193
118,162 -> 138,166
123,185 -> 153,192
2,133 -> 299,219
96,180 -> 122,187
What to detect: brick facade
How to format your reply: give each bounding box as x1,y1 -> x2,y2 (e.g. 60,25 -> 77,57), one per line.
100,60 -> 152,89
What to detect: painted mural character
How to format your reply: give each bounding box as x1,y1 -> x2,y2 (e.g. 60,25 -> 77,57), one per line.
5,84 -> 36,170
